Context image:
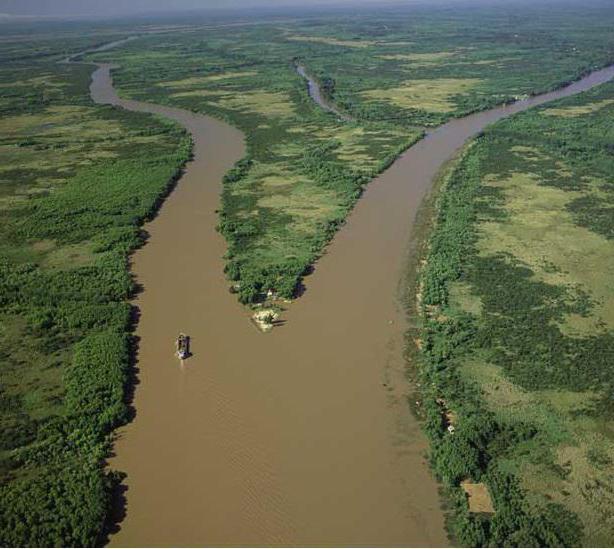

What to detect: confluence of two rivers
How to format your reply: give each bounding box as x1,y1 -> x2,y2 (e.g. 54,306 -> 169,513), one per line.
90,59 -> 614,546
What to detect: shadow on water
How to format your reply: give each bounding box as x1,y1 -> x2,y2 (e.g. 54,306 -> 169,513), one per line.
293,264 -> 315,299
99,473 -> 129,545
99,306 -> 142,542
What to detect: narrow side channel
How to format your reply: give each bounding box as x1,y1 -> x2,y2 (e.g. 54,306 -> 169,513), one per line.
295,63 -> 353,121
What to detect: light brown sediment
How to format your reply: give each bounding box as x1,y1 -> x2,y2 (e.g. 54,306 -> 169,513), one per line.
91,59 -> 614,547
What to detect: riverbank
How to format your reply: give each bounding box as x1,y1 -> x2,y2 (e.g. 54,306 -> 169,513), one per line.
295,62 -> 353,122
410,78 -> 614,546
401,142 -> 480,544
95,16 -> 614,309
0,53 -> 191,546
4,15 -> 614,545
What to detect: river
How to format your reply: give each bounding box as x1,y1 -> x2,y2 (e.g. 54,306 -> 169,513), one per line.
90,57 -> 614,547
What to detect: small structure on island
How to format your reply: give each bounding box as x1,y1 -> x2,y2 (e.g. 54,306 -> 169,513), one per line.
252,309 -> 279,333
176,332 -> 190,359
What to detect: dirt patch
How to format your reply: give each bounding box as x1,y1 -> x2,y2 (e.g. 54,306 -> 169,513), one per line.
461,481 -> 495,514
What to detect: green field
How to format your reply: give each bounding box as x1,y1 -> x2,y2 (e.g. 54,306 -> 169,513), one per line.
414,80 -> 614,546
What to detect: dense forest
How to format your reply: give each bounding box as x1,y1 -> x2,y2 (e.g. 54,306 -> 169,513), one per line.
0,43 -> 190,545
413,80 -> 614,546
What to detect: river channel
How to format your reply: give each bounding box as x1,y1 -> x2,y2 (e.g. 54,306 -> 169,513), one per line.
90,55 -> 614,546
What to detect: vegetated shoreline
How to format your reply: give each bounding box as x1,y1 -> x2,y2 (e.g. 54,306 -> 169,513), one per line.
294,61 -> 354,122
86,27 -> 614,307
219,58 -> 614,305
99,134 -> 195,545
401,76 -> 614,544
403,141 -> 571,545
84,64 -> 197,544
301,60 -> 614,125
89,49 -> 422,306
426,60 -> 614,126
400,143 -> 478,544
2,23 -> 613,545
95,55 -> 614,544
216,108 -> 421,305
0,55 -> 193,546
405,134 -> 574,547
96,59 -> 450,547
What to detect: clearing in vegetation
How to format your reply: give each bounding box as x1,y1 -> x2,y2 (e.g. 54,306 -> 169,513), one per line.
284,34 -> 376,48
360,78 -> 481,113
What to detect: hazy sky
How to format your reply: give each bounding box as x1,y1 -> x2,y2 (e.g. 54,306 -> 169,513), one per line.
1,0 -> 395,17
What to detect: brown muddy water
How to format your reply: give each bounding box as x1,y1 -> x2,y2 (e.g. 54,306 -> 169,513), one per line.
90,61 -> 614,547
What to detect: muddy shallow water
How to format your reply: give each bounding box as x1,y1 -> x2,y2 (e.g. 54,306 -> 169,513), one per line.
90,61 -> 614,547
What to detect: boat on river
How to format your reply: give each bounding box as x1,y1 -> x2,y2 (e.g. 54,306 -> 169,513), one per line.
176,333 -> 190,359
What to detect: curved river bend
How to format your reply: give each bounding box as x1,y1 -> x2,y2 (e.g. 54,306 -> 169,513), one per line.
90,61 -> 614,547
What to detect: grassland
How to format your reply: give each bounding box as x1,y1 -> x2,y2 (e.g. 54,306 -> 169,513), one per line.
360,78 -> 481,113
86,1 -> 614,303
414,80 -> 614,546
0,40 -> 190,546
